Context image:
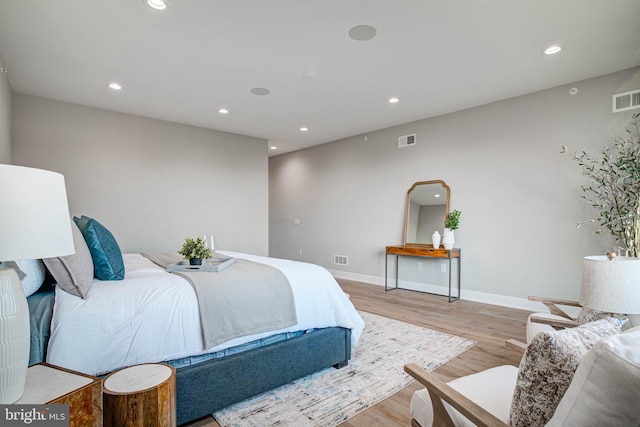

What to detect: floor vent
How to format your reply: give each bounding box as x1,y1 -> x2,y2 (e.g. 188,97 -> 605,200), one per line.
334,255 -> 349,266
613,89 -> 640,113
398,134 -> 416,148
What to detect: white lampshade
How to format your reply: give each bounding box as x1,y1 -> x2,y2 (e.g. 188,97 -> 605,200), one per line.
0,164 -> 75,260
0,164 -> 75,403
580,255 -> 640,314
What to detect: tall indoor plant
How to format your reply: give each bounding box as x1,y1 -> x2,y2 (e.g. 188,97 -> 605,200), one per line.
562,113 -> 640,257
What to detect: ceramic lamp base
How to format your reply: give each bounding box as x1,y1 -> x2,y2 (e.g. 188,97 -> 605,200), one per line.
0,266 -> 30,403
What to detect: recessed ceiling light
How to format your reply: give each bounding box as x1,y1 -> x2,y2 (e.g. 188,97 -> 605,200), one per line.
146,0 -> 167,10
302,73 -> 316,80
349,25 -> 377,41
388,97 -> 399,104
218,108 -> 229,114
107,82 -> 122,90
299,127 -> 309,132
544,45 -> 562,55
434,194 -> 441,198
270,146 -> 278,150
251,88 -> 270,96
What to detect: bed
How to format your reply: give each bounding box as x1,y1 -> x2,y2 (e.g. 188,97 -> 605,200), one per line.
28,250 -> 365,425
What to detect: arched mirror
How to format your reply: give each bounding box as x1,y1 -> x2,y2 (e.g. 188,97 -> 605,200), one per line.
403,180 -> 450,245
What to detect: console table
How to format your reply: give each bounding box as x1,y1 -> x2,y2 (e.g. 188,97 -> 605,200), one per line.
385,245 -> 461,302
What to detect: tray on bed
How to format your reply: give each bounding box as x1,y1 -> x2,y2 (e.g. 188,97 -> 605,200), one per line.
167,257 -> 236,272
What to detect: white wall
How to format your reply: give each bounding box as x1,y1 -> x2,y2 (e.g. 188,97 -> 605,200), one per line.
0,55 -> 10,163
269,67 -> 640,307
12,94 -> 269,255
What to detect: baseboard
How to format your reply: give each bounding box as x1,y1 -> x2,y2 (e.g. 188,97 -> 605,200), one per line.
329,270 -> 385,286
329,269 -> 547,313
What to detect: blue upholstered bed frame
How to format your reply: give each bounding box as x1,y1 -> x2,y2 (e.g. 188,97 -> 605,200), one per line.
175,326 -> 351,425
28,290 -> 352,426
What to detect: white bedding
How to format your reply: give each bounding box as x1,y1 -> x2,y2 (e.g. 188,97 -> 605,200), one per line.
47,251 -> 365,376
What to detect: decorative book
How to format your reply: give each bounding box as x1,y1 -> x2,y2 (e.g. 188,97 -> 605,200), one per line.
167,257 -> 236,273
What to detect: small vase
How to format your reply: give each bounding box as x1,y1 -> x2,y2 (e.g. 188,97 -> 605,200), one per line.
189,258 -> 202,266
431,231 -> 441,249
442,228 -> 455,250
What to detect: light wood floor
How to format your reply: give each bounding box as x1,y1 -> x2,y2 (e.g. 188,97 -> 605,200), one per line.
184,279 -> 531,427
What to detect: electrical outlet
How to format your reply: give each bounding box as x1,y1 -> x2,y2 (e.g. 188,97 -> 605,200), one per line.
294,218 -> 300,225
441,263 -> 447,273
417,261 -> 423,270
299,249 -> 303,256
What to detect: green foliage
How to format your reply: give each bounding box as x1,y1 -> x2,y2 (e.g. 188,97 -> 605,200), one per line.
445,209 -> 462,230
177,236 -> 212,260
562,112 -> 640,257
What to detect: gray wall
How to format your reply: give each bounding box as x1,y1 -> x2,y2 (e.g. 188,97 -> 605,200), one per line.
269,67 -> 640,306
0,56 -> 10,163
12,94 -> 269,255
416,205 -> 446,244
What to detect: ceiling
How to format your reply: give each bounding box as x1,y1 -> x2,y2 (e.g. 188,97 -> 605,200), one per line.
0,1 -> 639,156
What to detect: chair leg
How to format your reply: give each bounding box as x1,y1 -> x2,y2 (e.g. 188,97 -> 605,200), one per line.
428,390 -> 457,427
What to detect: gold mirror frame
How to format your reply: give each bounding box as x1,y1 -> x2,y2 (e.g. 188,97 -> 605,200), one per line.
403,180 -> 450,245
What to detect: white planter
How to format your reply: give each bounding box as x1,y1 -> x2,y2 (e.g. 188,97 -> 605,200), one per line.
442,228 -> 455,250
431,231 -> 441,249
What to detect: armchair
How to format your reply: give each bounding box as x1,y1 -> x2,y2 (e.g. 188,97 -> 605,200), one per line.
405,322 -> 640,427
527,255 -> 640,343
525,296 -> 582,343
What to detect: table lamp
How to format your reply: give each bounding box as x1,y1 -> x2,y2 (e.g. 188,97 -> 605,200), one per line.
0,164 -> 75,403
580,254 -> 640,319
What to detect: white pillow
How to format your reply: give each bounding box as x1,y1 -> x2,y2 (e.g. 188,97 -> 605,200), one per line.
547,326 -> 640,427
14,259 -> 45,297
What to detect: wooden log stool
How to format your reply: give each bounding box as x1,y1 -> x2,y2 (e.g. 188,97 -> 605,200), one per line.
103,363 -> 176,427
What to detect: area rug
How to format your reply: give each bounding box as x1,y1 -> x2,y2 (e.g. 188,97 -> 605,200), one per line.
213,311 -> 476,427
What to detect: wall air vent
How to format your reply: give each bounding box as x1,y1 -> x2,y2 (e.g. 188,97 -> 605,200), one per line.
398,134 -> 416,148
334,255 -> 349,266
613,89 -> 640,113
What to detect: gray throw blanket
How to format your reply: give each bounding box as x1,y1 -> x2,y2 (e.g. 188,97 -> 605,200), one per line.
142,252 -> 297,349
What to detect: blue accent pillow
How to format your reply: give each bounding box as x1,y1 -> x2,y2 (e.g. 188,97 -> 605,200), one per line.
73,215 -> 125,280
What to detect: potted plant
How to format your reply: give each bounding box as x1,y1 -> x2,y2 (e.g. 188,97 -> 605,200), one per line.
178,236 -> 212,265
445,209 -> 462,230
443,210 -> 461,250
563,113 -> 640,257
